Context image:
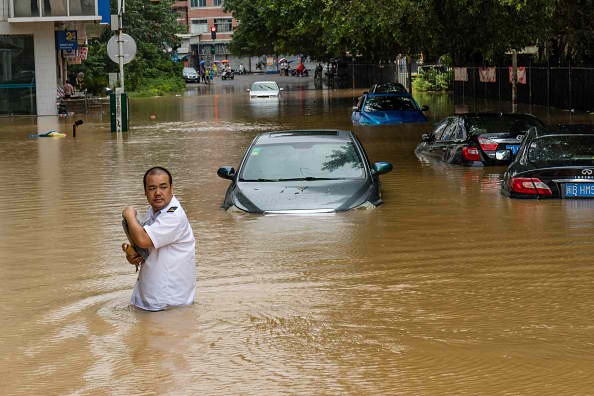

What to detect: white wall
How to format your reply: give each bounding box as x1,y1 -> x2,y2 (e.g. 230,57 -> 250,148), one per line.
0,21 -> 58,115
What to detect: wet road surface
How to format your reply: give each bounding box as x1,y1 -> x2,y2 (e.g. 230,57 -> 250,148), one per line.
2,74 -> 594,394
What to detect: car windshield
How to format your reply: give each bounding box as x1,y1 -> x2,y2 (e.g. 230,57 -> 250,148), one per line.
240,141 -> 365,181
527,135 -> 594,164
364,96 -> 418,112
251,82 -> 279,91
465,116 -> 543,135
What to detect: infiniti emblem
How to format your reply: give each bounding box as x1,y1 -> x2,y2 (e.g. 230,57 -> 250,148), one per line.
582,169 -> 593,175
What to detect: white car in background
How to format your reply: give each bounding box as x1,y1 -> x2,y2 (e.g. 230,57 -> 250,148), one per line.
182,67 -> 199,83
247,81 -> 283,99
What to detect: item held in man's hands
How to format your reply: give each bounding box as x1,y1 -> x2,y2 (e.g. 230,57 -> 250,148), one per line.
122,218 -> 149,272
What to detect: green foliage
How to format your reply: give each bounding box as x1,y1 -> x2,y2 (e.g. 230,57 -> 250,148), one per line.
75,0 -> 186,95
413,68 -> 453,92
127,76 -> 186,97
224,0 -> 594,66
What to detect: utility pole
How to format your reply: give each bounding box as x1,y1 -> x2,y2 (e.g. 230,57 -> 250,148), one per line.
512,49 -> 518,113
108,0 -> 131,132
118,0 -> 125,92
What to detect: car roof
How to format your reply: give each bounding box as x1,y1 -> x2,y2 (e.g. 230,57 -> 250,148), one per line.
459,112 -> 539,120
254,129 -> 354,145
535,124 -> 594,137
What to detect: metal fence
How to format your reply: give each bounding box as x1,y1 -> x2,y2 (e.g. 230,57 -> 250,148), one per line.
454,66 -> 594,111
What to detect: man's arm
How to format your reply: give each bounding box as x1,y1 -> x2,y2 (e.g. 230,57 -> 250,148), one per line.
122,206 -> 154,249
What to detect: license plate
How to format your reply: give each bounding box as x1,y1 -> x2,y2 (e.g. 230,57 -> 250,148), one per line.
506,144 -> 520,155
564,183 -> 594,198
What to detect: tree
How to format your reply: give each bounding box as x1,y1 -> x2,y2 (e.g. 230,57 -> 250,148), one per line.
224,0 -> 559,65
75,0 -> 187,95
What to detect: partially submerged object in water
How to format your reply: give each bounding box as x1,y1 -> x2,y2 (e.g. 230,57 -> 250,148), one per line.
28,130 -> 67,138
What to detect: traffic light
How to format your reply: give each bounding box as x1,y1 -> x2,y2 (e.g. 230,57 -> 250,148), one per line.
210,26 -> 216,40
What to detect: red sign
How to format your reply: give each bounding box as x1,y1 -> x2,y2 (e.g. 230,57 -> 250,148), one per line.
454,67 -> 468,82
479,67 -> 496,83
508,67 -> 527,84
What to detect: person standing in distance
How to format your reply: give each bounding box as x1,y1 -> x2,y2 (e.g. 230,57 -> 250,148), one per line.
122,167 -> 196,311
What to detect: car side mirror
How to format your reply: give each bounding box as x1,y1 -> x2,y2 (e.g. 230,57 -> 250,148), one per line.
217,166 -> 235,180
421,133 -> 431,142
373,161 -> 393,175
421,105 -> 429,111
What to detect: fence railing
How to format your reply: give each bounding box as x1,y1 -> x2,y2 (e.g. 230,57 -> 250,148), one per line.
453,66 -> 594,111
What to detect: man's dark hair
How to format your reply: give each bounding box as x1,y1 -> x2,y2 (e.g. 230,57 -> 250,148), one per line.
143,166 -> 173,189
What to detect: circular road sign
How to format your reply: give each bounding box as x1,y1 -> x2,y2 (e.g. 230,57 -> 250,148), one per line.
107,33 -> 137,65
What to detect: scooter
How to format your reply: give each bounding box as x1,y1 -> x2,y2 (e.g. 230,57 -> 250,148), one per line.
221,70 -> 234,80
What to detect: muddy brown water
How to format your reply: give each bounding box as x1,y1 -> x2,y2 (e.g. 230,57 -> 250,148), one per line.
2,75 -> 594,394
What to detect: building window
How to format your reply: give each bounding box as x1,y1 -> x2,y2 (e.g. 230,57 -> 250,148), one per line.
0,35 -> 36,115
190,19 -> 208,34
214,18 -> 233,33
190,0 -> 206,7
213,0 -> 223,6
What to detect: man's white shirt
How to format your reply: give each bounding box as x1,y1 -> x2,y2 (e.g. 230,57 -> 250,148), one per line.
131,195 -> 196,311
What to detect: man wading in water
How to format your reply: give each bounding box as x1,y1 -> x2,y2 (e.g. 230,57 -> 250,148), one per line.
122,167 -> 196,311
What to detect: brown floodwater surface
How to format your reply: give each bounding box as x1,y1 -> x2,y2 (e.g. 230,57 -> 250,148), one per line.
2,75 -> 594,394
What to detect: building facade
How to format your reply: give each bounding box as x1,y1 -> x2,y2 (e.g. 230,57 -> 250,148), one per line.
0,0 -> 109,116
184,0 -> 236,69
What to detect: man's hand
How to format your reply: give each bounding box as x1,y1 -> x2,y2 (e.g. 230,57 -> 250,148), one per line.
122,243 -> 144,269
122,206 -> 137,222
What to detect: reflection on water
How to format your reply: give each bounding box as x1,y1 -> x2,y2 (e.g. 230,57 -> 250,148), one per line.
2,77 -> 594,394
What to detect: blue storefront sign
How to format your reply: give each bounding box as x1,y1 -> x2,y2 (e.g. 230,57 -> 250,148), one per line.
99,0 -> 110,24
56,30 -> 78,51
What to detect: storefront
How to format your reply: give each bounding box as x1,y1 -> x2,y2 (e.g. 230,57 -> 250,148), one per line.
0,35 -> 36,115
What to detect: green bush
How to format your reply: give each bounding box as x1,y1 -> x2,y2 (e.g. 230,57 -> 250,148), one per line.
413,67 -> 453,92
128,76 -> 186,97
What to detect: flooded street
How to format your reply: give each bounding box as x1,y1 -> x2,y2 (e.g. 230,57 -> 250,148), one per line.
2,75 -> 594,394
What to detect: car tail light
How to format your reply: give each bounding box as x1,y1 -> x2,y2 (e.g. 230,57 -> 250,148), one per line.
510,177 -> 552,195
478,137 -> 498,151
462,147 -> 481,161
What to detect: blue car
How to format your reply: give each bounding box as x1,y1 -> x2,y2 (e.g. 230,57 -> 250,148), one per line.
352,93 -> 429,126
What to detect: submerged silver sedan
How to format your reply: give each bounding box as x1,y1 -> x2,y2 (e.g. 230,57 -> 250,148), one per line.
217,130 -> 393,214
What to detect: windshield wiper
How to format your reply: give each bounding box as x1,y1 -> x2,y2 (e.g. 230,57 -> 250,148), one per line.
240,178 -> 279,182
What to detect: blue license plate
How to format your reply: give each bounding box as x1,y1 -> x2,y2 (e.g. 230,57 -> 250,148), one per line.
564,183 -> 594,198
506,144 -> 520,155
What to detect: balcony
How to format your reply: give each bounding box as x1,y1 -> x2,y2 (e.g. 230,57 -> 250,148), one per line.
9,0 -> 102,22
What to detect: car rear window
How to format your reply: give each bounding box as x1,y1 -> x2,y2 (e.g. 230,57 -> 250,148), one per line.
364,96 -> 418,112
528,135 -> 594,164
465,116 -> 543,135
240,142 -> 365,180
373,83 -> 407,93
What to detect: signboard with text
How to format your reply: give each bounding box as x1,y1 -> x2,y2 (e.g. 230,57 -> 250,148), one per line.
56,30 -> 78,51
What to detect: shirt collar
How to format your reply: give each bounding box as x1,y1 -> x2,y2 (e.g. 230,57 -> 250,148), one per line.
147,195 -> 179,218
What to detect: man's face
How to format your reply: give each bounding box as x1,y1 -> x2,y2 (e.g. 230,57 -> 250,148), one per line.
145,172 -> 173,211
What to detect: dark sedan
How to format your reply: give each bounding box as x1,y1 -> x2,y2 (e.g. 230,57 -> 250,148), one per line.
415,112 -> 544,166
502,124 -> 594,199
217,130 -> 393,214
